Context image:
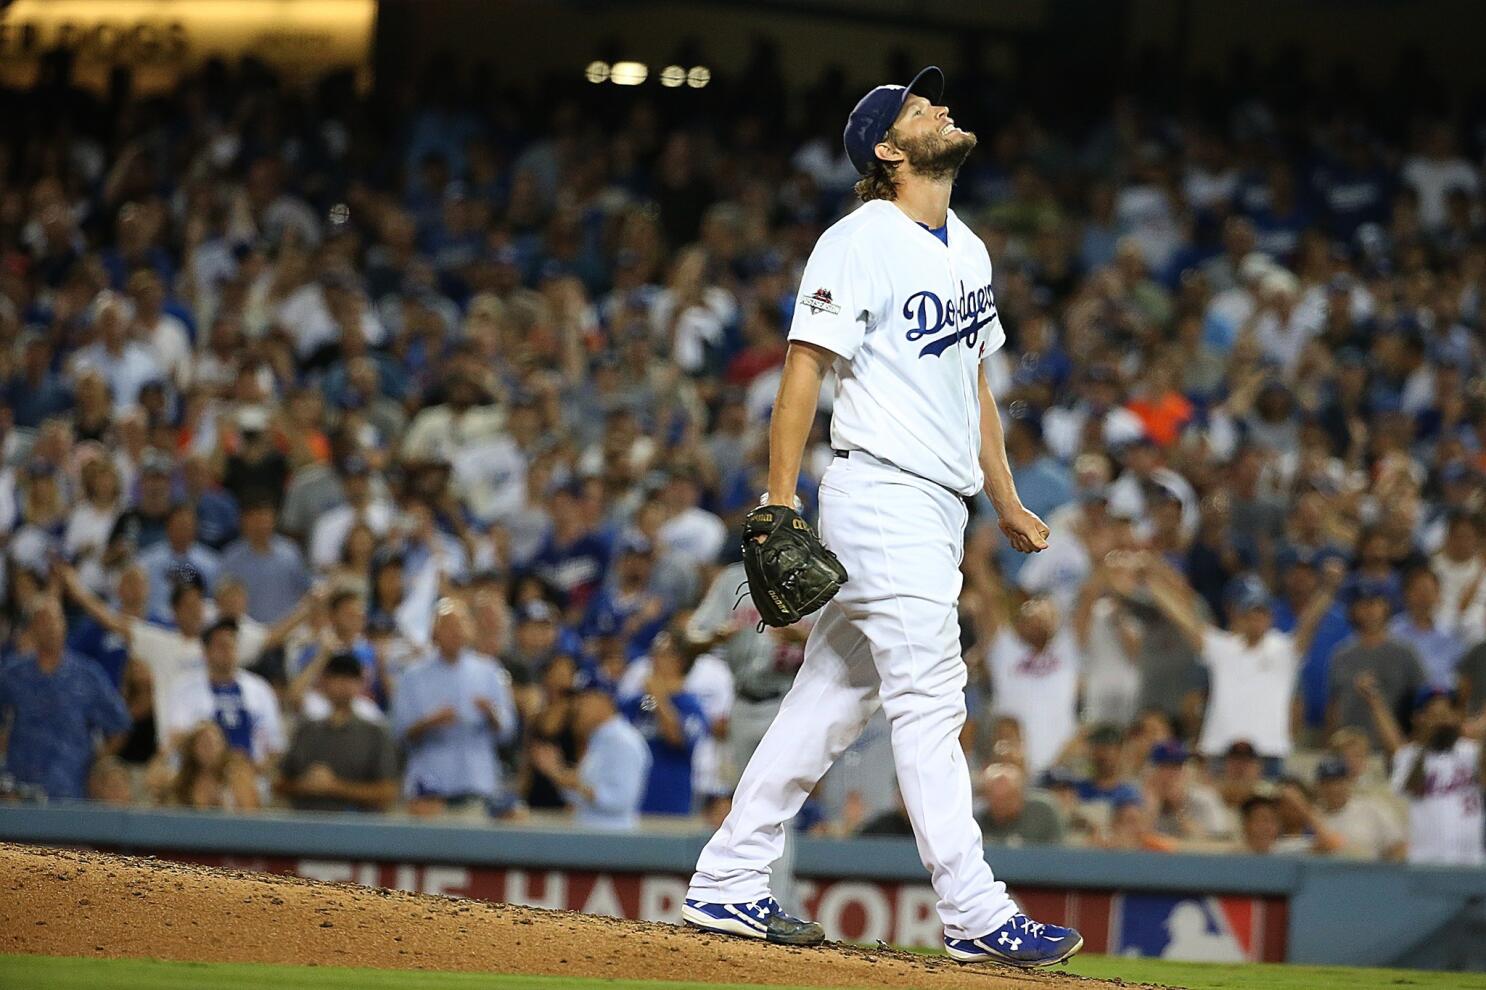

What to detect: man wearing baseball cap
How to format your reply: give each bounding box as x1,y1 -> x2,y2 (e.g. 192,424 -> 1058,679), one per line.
685,65 -> 1077,968
1312,756 -> 1405,860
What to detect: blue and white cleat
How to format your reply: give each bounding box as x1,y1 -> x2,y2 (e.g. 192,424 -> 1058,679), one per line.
682,896 -> 826,946
945,913 -> 1084,968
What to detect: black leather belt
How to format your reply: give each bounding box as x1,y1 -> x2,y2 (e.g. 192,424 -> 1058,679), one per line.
736,685 -> 786,704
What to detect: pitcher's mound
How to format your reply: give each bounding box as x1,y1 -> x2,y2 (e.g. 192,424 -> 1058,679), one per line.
0,843 -> 1159,989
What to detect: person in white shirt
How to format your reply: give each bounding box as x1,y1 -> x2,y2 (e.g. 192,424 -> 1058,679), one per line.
1400,123 -> 1481,232
980,594 -> 1080,776
1359,678 -> 1485,867
1431,510 -> 1485,643
649,245 -> 738,375
655,469 -> 727,571
161,618 -> 285,767
1312,757 -> 1405,861
68,292 -> 162,413
126,268 -> 193,388
1147,563 -> 1340,760
309,457 -> 393,572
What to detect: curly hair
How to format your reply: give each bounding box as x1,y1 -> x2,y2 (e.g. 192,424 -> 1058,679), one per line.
854,126 -> 903,202
853,158 -> 901,202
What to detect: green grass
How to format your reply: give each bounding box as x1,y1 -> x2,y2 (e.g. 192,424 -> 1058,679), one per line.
1065,955 -> 1486,988
4,953 -> 1486,990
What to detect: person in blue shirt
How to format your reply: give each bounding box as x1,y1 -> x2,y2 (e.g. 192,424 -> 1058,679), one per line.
530,669 -> 651,830
582,533 -> 671,661
1072,724 -> 1143,807
1388,566 -> 1466,690
529,483 -> 612,613
182,452 -> 240,551
1270,548 -> 1351,729
619,632 -> 709,816
0,598 -> 130,800
390,598 -> 518,816
137,501 -> 222,619
3,331 -> 73,428
219,495 -> 312,623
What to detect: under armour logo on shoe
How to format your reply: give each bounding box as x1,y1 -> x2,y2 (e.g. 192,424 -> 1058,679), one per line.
998,933 -> 1022,951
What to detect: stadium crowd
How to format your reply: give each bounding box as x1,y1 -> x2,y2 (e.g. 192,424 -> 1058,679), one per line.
1,48 -> 1485,866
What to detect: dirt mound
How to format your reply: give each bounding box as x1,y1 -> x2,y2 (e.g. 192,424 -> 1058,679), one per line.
0,843 -> 1163,989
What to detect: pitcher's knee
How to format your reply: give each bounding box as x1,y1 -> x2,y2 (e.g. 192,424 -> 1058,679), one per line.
880,687 -> 966,729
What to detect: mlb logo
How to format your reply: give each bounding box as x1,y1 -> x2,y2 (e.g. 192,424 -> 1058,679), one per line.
1112,893 -> 1260,962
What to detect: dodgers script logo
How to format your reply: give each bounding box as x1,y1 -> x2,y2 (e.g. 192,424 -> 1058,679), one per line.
904,280 -> 996,358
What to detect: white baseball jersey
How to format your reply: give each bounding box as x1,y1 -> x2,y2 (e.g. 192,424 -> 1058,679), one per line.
1391,739 -> 1485,866
787,199 -> 1005,496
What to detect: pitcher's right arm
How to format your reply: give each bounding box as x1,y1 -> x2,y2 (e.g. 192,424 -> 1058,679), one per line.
765,341 -> 835,507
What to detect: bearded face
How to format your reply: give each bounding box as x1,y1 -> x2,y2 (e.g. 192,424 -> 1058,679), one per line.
889,125 -> 978,181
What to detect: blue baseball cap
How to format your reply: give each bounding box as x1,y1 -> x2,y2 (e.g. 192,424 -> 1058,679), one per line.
843,66 -> 946,176
1223,574 -> 1272,613
1150,740 -> 1189,766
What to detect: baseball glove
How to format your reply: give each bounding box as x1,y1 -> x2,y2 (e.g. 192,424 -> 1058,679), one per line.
741,505 -> 848,628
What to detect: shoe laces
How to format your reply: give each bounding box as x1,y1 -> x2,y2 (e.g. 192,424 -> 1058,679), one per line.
1017,916 -> 1046,938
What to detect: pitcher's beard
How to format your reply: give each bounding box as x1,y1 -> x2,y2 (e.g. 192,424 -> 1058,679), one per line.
901,129 -> 978,182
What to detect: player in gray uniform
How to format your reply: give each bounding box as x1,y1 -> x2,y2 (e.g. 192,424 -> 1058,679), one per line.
687,560 -> 811,782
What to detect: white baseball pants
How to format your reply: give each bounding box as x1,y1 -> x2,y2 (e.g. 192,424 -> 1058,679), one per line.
688,455 -> 1017,939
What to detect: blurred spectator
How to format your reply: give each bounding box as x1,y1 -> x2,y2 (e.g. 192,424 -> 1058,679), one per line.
60,562 -> 210,757
618,620 -> 734,803
137,502 -> 221,618
1215,740 -> 1266,815
687,559 -> 808,785
521,652 -> 581,809
1092,790 -> 1175,852
618,632 -> 709,815
1389,567 -> 1466,690
1359,680 -> 1486,866
390,598 -> 517,817
530,483 -> 611,612
108,452 -> 175,554
974,583 -> 1079,775
1073,552 -> 1144,727
1329,580 -> 1427,746
87,755 -> 135,806
858,791 -> 915,837
1311,756 -> 1405,861
531,670 -> 651,830
1074,724 -> 1143,807
1430,511 -> 1483,645
1270,548 -> 1352,732
221,410 -> 289,508
1144,740 -> 1231,842
277,652 -> 399,812
0,598 -> 129,800
159,619 -> 285,767
309,457 -> 392,572
976,763 -> 1063,847
221,495 -> 313,623
1150,564 -> 1338,762
162,721 -> 261,811
1238,794 -> 1286,855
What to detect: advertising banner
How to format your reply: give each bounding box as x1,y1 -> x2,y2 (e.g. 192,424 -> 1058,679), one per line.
166,853 -> 1288,962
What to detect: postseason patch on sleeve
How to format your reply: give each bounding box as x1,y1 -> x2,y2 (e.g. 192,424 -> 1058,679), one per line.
800,287 -> 841,316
